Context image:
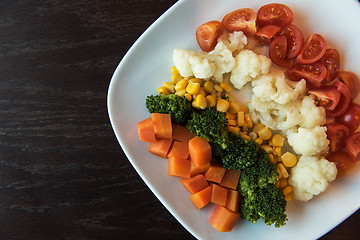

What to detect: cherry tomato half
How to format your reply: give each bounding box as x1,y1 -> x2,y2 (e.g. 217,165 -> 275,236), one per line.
326,151 -> 356,179
325,123 -> 350,152
319,49 -> 340,84
335,102 -> 360,133
255,24 -> 282,43
257,3 -> 293,27
308,86 -> 341,112
346,132 -> 360,161
285,24 -> 304,59
286,62 -> 327,87
222,8 -> 257,35
326,80 -> 351,118
296,34 -> 327,64
269,35 -> 292,68
338,71 -> 360,100
196,21 -> 224,52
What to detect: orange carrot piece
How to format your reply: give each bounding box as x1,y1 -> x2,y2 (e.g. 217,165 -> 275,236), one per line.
137,117 -> 156,143
211,184 -> 228,206
148,138 -> 173,158
188,136 -> 212,167
189,186 -> 212,209
172,123 -> 196,143
204,164 -> 226,184
225,189 -> 241,212
180,174 -> 209,194
209,205 -> 241,232
151,113 -> 172,139
220,169 -> 241,190
168,156 -> 191,178
167,141 -> 189,159
190,160 -> 210,177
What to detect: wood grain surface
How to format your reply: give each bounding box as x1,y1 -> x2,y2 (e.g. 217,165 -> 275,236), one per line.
0,0 -> 359,239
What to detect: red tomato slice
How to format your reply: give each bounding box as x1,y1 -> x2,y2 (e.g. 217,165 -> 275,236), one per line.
319,49 -> 340,84
346,132 -> 360,161
308,86 -> 341,112
335,102 -> 360,133
286,62 -> 327,87
196,21 -> 224,52
222,8 -> 257,35
269,35 -> 292,68
325,123 -> 350,152
326,80 -> 351,118
326,151 -> 356,179
296,34 -> 327,64
256,25 -> 282,39
257,3 -> 293,27
338,71 -> 360,100
285,24 -> 304,59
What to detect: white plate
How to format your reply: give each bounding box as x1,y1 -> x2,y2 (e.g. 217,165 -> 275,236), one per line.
107,0 -> 360,239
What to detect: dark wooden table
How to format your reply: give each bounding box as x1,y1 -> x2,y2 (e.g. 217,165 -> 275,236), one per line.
0,1 -> 359,239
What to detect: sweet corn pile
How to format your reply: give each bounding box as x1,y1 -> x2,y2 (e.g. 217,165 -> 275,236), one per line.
160,67 -> 298,201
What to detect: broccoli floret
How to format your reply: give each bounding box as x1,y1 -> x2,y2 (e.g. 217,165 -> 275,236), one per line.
146,94 -> 193,124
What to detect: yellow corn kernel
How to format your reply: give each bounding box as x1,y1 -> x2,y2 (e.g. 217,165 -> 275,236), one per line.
279,178 -> 288,189
197,87 -> 206,97
175,89 -> 186,97
186,82 -> 200,95
204,80 -> 215,94
175,79 -> 188,91
282,185 -> 293,196
268,153 -> 276,164
258,127 -> 272,140
255,137 -> 263,145
226,113 -> 237,120
244,114 -> 253,129
253,123 -> 265,134
273,146 -> 282,156
163,82 -> 175,94
237,111 -> 245,127
170,66 -> 180,75
272,134 -> 285,147
281,152 -> 298,168
277,167 -> 283,179
184,93 -> 192,102
214,84 -> 223,93
274,180 -> 280,188
228,101 -> 242,114
277,163 -> 289,178
194,94 -> 207,110
188,78 -> 202,85
228,126 -> 240,134
171,74 -> 182,84
224,94 -> 235,102
227,119 -> 237,126
219,82 -> 232,92
261,145 -> 273,153
249,132 -> 257,140
216,99 -> 230,112
158,86 -> 170,95
239,132 -> 251,141
284,193 -> 292,202
205,95 -> 216,108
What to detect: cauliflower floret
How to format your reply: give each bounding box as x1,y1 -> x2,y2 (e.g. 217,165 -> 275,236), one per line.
188,53 -> 215,79
287,126 -> 329,156
218,31 -> 247,54
299,95 -> 326,128
207,41 -> 236,82
289,156 -> 337,201
173,49 -> 197,77
230,49 -> 271,89
251,67 -> 307,105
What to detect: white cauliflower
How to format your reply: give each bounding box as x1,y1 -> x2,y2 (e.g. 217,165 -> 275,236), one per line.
251,67 -> 307,105
207,41 -> 236,81
188,53 -> 215,79
173,49 -> 197,77
299,95 -> 326,128
218,31 -> 247,54
230,49 -> 271,89
287,126 -> 329,156
289,156 -> 337,201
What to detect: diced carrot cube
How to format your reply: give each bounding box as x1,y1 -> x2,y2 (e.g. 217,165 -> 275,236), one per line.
180,174 -> 209,194
148,138 -> 173,158
137,117 -> 156,143
188,136 -> 212,167
167,141 -> 189,159
189,186 -> 212,209
209,205 -> 241,232
220,169 -> 241,190
151,113 -> 172,139
225,189 -> 241,212
204,164 -> 226,184
172,123 -> 196,143
190,160 -> 210,177
211,184 -> 228,206
168,156 -> 191,178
